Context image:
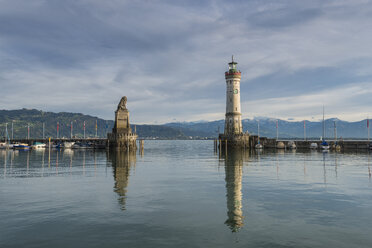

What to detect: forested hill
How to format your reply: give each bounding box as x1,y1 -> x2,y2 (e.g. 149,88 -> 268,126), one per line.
0,109 -> 197,139
0,109 -> 112,139
0,109 -> 370,139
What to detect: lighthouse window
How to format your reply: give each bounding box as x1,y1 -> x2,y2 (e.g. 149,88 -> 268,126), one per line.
235,107 -> 237,111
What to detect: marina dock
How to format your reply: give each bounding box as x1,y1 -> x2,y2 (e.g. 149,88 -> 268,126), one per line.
217,136 -> 371,151
251,136 -> 371,150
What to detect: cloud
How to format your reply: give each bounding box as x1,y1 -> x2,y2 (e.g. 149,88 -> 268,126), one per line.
0,0 -> 372,123
242,81 -> 372,121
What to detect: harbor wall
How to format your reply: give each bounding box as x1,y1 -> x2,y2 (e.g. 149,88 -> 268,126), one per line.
217,135 -> 371,151
262,138 -> 371,150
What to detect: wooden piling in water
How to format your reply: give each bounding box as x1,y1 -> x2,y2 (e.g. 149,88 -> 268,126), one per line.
225,139 -> 227,156
140,140 -> 144,150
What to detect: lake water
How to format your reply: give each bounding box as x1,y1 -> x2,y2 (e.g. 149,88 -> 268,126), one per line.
1,140 -> 372,248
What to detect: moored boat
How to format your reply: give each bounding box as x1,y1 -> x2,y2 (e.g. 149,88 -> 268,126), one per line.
1,143 -> 15,149
335,145 -> 341,151
31,142 -> 46,149
72,142 -> 92,149
320,140 -> 330,150
52,142 -> 64,149
255,143 -> 263,149
255,120 -> 263,149
288,141 -> 296,149
320,106 -> 329,151
276,141 -> 285,149
5,143 -> 15,149
310,143 -> 318,149
72,142 -> 84,149
332,142 -> 341,151
63,141 -> 75,149
13,143 -> 30,150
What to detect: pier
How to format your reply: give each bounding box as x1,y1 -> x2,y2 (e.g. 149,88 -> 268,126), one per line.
251,136 -> 371,150
216,136 -> 371,151
2,138 -> 148,150
7,138 -> 107,148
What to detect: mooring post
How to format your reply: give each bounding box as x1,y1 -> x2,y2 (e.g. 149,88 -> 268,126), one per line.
218,139 -> 221,158
139,139 -> 144,156
48,143 -> 51,168
138,139 -> 144,153
225,139 -> 228,156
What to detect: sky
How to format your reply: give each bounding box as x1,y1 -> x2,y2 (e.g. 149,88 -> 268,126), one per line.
1,0 -> 372,124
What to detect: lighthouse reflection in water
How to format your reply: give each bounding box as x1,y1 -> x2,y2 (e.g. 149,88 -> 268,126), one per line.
222,149 -> 248,232
108,149 -> 248,232
108,147 -> 248,233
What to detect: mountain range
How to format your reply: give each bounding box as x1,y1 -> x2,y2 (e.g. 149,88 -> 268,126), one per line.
0,109 -> 370,139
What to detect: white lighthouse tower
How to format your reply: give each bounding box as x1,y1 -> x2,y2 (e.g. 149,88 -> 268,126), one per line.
219,56 -> 250,149
224,56 -> 243,136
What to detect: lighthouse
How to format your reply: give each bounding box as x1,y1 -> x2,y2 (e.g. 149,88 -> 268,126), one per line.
224,56 -> 243,135
219,57 -> 250,149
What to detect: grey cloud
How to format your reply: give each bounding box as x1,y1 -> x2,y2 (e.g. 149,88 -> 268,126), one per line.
248,7 -> 323,29
1,0 -> 372,123
0,0 -> 184,68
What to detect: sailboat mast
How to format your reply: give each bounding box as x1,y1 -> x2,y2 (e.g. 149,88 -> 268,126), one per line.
42,122 -> 45,140
276,119 -> 278,140
5,123 -> 8,143
258,120 -> 260,144
334,121 -> 337,143
368,117 -> 370,142
322,105 -> 325,140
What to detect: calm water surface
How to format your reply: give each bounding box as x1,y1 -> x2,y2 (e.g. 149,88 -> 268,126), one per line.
1,140 -> 372,247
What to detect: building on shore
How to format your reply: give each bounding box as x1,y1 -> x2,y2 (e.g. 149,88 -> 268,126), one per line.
219,57 -> 250,148
107,96 -> 137,150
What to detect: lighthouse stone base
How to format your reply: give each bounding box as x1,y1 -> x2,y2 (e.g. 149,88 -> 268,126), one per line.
219,133 -> 250,149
